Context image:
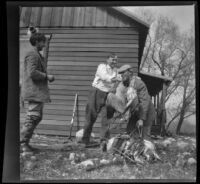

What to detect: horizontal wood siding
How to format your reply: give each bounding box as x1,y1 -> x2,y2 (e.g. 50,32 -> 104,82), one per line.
20,29 -> 139,136
20,7 -> 138,28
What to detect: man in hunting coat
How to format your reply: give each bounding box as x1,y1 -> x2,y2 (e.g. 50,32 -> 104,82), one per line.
118,65 -> 156,140
20,27 -> 55,153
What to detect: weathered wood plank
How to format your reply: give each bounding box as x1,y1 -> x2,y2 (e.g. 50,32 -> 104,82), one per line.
49,47 -> 138,53
61,7 -> 72,26
20,115 -> 132,135
48,66 -> 137,74
32,129 -> 125,137
20,28 -> 138,34
48,51 -> 138,57
48,65 -> 96,71
49,43 -> 138,48
48,88 -> 88,96
20,119 -> 127,128
84,7 -> 93,26
73,7 -> 80,27
20,7 -> 32,27
48,78 -> 93,85
49,99 -> 87,105
49,90 -> 90,96
50,7 -> 63,27
106,9 -> 114,27
21,104 -> 85,111
96,7 -> 105,27
50,39 -> 138,44
20,114 -> 127,128
20,7 -> 27,27
48,88 -> 91,94
49,85 -> 92,91
48,65 -> 137,72
48,56 -> 137,62
78,7 -> 85,27
36,124 -> 126,132
48,61 -> 138,66
20,122 -> 127,137
20,108 -> 86,116
112,11 -> 120,27
50,95 -> 88,100
29,7 -> 42,27
40,7 -> 53,27
48,69 -> 137,77
52,33 -> 138,39
91,7 -> 97,26
20,113 -> 88,121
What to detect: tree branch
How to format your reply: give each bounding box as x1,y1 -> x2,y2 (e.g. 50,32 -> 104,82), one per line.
166,110 -> 181,130
151,47 -> 162,71
183,112 -> 195,119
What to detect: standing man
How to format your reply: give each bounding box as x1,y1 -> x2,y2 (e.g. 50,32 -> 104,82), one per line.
20,27 -> 55,153
81,53 -> 122,147
118,65 -> 156,140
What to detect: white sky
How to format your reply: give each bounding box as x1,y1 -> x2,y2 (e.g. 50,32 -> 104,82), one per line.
122,6 -> 195,33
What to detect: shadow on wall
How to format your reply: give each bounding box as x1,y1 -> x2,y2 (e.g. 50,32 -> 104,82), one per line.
167,114 -> 196,135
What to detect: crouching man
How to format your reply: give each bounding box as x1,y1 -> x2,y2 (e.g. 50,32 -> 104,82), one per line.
20,27 -> 55,153
118,65 -> 156,140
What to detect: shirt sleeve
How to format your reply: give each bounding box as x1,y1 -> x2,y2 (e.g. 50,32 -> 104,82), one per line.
96,64 -> 116,82
26,55 -> 47,81
135,79 -> 151,121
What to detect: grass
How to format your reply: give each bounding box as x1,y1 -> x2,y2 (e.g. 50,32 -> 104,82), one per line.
20,134 -> 196,181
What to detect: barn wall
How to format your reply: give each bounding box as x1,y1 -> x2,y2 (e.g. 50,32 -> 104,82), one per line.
19,6 -> 142,137
20,7 -> 139,28
20,27 -> 139,137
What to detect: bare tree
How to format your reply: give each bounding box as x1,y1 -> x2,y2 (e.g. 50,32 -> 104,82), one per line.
165,27 -> 195,134
135,10 -> 195,135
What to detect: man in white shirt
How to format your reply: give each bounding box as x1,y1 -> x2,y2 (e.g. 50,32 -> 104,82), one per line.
81,53 -> 122,147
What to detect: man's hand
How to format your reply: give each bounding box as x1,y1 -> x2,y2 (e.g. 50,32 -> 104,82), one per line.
136,119 -> 143,128
111,76 -> 121,82
47,75 -> 55,82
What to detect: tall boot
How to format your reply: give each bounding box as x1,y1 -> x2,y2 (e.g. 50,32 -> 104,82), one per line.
20,115 -> 41,152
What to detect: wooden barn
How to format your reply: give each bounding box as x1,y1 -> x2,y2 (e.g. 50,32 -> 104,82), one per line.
19,6 -> 172,137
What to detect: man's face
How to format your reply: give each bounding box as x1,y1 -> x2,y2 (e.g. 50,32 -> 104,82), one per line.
107,57 -> 118,69
121,70 -> 132,87
36,40 -> 46,51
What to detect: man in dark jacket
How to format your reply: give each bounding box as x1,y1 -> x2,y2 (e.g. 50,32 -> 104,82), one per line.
20,28 -> 55,153
118,65 -> 156,140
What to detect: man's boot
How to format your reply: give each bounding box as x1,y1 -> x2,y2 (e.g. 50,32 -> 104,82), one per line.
20,142 -> 39,153
20,115 -> 41,153
100,140 -> 107,152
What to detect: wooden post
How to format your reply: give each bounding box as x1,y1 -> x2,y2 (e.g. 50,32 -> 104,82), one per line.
76,94 -> 80,131
153,95 -> 156,125
160,82 -> 167,136
156,93 -> 160,126
43,34 -> 52,65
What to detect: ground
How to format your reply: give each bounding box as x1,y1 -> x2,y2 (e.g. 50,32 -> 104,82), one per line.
20,134 -> 196,181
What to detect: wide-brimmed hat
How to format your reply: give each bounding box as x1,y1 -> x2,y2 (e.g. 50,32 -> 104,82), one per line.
118,64 -> 133,74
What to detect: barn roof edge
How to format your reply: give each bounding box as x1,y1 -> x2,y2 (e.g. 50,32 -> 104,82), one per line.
112,7 -> 150,29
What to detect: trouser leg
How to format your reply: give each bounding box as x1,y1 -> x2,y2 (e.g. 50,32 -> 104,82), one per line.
20,101 -> 43,144
126,97 -> 140,135
126,112 -> 138,135
100,105 -> 115,142
82,88 -> 108,143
